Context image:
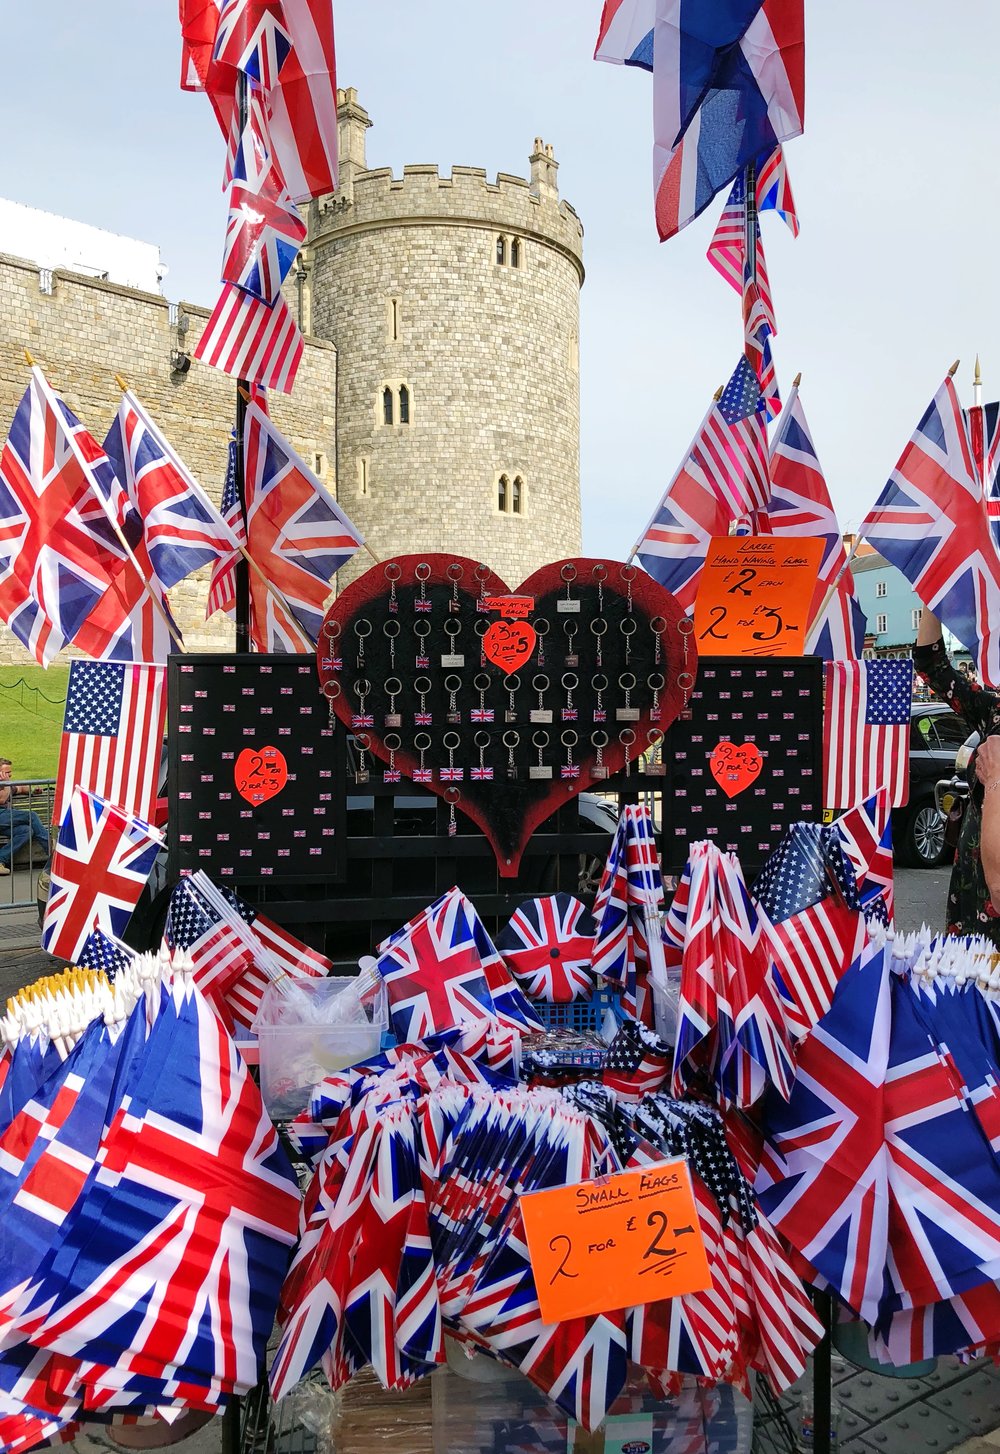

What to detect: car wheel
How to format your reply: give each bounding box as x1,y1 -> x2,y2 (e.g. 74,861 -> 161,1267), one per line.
900,800 -> 947,868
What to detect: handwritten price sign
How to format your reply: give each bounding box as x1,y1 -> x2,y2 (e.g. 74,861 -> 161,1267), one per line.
693,536 -> 826,658
519,1160 -> 711,1322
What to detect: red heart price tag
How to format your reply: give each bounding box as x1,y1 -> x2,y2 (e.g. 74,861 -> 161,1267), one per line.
709,741 -> 763,798
235,746 -> 289,806
482,619 -> 538,675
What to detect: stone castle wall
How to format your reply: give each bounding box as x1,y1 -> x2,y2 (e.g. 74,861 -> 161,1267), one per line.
0,252 -> 337,664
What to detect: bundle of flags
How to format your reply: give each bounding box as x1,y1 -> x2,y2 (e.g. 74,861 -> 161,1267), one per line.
591,803 -> 666,1023
859,370 -> 1000,687
180,0 -> 339,393
163,870 -> 332,1030
0,955 -> 300,1454
756,925 -> 1000,1366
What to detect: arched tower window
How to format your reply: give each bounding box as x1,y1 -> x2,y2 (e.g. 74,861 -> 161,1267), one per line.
398,384 -> 410,425
497,474 -> 510,512
511,475 -> 523,514
382,386 -> 394,426
510,238 -> 521,269
496,236 -> 506,266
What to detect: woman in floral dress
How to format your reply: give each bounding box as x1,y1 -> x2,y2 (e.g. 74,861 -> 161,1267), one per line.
913,608 -> 1000,945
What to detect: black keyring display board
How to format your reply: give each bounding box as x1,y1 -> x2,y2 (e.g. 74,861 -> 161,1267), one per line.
168,655 -> 347,886
659,655 -> 824,876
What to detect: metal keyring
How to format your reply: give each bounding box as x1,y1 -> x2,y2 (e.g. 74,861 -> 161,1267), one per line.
620,617 -> 637,636
677,616 -> 695,636
647,728 -> 664,749
413,676 -> 432,696
473,618 -> 489,638
413,618 -> 431,639
354,678 -> 372,698
382,619 -> 401,639
532,730 -> 550,749
442,730 -> 461,750
414,562 -> 432,582
502,729 -> 521,748
620,563 -> 638,582
650,615 -> 667,634
384,562 -> 401,583
647,672 -> 665,691
444,786 -> 461,805
444,617 -> 462,638
592,673 -> 609,693
474,563 -> 491,582
447,562 -> 464,581
355,732 -> 371,750
564,619 -> 579,639
561,729 -> 578,748
473,730 -> 491,749
444,674 -> 463,694
322,680 -> 341,700
677,671 -> 695,690
590,618 -> 607,637
532,617 -> 550,636
414,732 -> 432,751
506,674 -> 522,692
473,672 -> 492,693
592,563 -> 608,581
384,732 -> 402,752
531,673 -> 550,693
324,618 -> 342,639
618,672 -> 637,691
619,728 -> 637,747
560,563 -> 578,583
384,677 -> 402,697
591,730 -> 609,748
561,672 -> 579,691
354,618 -> 372,638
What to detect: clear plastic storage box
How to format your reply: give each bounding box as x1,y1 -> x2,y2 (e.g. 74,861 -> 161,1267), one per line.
255,975 -> 388,1120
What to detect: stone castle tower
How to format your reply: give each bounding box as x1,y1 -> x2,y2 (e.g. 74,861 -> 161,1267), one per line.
301,88 -> 585,586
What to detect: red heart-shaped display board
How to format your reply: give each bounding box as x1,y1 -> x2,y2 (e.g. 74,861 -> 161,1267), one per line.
235,746 -> 289,806
318,556 -> 696,876
709,741 -> 763,798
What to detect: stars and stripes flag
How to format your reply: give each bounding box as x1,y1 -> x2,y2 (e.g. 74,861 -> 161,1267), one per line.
41,789 -> 162,962
222,86 -> 306,304
601,1018 -> 670,1102
240,397 -> 363,649
103,390 -> 239,590
964,398 -> 1000,548
859,373 -> 1000,687
54,660 -> 167,827
495,894 -> 596,1002
768,383 -> 866,661
373,888 -> 497,1042
823,659 -> 912,812
164,876 -> 257,1006
635,356 -> 769,610
0,368 -> 143,666
194,283 -> 303,394
73,927 -> 135,979
206,436 -> 248,621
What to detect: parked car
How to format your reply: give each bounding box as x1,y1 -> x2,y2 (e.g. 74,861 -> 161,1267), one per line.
897,701 -> 970,867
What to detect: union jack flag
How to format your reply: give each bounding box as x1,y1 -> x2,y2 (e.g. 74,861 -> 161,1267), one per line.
591,805 -> 662,1022
470,765 -> 494,781
768,384 -> 866,660
835,791 -> 894,923
41,789 -> 163,963
241,398 -> 363,650
635,358 -> 769,610
439,767 -> 463,782
964,398 -> 1000,548
860,374 -> 1000,686
470,707 -> 494,722
0,368 -> 142,665
373,888 -> 496,1041
213,0 -> 291,89
222,88 -> 306,304
103,390 -> 238,589
496,894 -> 596,1002
206,436 -> 246,621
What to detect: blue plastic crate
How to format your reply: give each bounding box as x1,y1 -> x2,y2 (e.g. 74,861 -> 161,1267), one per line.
531,986 -> 619,1035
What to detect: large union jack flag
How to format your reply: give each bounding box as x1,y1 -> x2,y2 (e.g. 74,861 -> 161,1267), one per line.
373,888 -> 497,1042
41,789 -> 163,963
495,894 -> 596,1003
768,383 -> 866,660
0,369 -> 142,665
222,88 -> 306,305
213,0 -> 291,90
860,374 -> 1000,686
241,398 -> 363,650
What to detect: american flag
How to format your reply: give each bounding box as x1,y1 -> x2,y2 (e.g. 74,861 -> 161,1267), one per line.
241,398 -> 363,650
601,1019 -> 670,1102
164,877 -> 257,1006
373,889 -> 496,1042
193,282 -> 303,394
769,384 -> 866,661
860,374 -> 1000,686
823,659 -> 912,811
206,437 -> 246,621
103,391 -> 238,589
636,357 -> 769,610
74,927 -> 135,979
41,789 -> 163,962
54,661 -> 166,827
222,87 -> 306,304
210,875 -> 331,1027
707,166 -> 782,421
0,368 -> 142,666
496,894 -> 596,1002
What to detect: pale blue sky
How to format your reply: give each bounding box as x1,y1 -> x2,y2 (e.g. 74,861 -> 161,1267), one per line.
1,2 -> 998,556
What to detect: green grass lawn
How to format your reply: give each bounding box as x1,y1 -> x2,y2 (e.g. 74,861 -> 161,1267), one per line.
0,664 -> 69,781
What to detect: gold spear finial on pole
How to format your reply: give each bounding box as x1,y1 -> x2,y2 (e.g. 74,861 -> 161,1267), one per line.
23,349 -> 35,367
792,372 -> 802,388
949,359 -> 960,378
114,374 -> 129,392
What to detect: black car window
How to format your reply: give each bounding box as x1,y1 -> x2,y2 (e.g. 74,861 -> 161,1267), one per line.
928,712 -> 967,747
911,716 -> 933,750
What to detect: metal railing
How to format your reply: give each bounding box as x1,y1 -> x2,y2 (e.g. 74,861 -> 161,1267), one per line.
0,778 -> 55,912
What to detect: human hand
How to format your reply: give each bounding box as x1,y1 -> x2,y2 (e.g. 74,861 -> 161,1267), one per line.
976,736 -> 1000,790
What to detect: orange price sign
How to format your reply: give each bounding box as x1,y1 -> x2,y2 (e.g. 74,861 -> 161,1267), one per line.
519,1160 -> 712,1323
693,535 -> 826,658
